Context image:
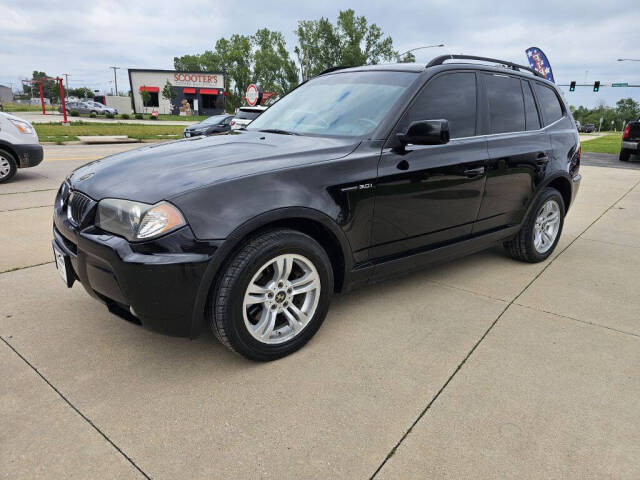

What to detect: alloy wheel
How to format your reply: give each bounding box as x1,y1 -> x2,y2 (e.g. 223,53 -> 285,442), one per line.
533,199 -> 561,253
242,253 -> 321,344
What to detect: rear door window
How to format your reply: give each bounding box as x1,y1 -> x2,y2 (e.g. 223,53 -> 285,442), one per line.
522,80 -> 541,130
400,72 -> 477,139
533,82 -> 564,125
484,74 -> 525,134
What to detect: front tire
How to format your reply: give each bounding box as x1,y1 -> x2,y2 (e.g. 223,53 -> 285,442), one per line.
504,188 -> 565,263
0,149 -> 18,183
210,229 -> 333,361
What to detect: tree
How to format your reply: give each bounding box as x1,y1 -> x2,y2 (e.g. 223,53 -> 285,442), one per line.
252,28 -> 299,96
24,71 -> 59,103
174,30 -> 298,111
174,35 -> 253,111
294,9 -> 397,78
162,80 -> 177,113
67,87 -> 94,99
616,98 -> 640,122
398,52 -> 416,63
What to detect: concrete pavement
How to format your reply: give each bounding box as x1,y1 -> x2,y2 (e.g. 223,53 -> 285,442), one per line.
1,147 -> 639,479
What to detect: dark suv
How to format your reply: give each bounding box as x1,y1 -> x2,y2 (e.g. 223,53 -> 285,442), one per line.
52,55 -> 581,361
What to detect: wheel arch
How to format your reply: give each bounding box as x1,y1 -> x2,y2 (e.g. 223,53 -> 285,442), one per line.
544,175 -> 573,212
189,207 -> 353,338
0,141 -> 19,163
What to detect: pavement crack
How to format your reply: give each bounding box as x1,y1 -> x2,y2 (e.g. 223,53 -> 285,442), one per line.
370,175 -> 640,478
0,188 -> 57,196
0,336 -> 152,480
1,261 -> 54,275
1,204 -> 54,213
513,302 -> 640,339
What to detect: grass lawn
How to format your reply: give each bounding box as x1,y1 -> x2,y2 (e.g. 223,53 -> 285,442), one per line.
35,122 -> 184,143
581,134 -> 622,155
4,102 -> 56,112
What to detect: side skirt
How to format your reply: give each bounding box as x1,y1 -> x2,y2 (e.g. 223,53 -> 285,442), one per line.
343,225 -> 520,291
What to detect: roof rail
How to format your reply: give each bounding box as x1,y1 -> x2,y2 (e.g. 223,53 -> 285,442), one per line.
317,65 -> 353,76
427,54 -> 545,79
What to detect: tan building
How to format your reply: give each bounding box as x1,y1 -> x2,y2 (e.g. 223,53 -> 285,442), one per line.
128,69 -> 225,115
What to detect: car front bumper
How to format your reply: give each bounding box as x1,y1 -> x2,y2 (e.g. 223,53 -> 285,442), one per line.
53,195 -> 222,338
14,143 -> 44,168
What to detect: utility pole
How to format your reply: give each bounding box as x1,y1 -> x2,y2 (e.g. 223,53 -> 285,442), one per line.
109,66 -> 120,96
62,74 -> 70,94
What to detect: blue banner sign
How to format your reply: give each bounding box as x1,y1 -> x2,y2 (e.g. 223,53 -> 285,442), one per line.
526,47 -> 555,83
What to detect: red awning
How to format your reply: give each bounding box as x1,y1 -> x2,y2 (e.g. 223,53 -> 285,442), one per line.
139,86 -> 159,92
183,88 -> 196,94
200,88 -> 219,95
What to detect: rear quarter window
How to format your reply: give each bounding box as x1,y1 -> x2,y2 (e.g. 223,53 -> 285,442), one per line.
533,82 -> 564,126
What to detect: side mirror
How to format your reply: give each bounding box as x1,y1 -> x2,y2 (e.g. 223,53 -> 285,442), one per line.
397,119 -> 450,147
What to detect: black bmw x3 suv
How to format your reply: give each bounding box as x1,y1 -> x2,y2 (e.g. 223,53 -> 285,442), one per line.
53,55 -> 581,361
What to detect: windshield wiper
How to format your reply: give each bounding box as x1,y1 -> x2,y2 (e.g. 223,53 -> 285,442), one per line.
258,128 -> 299,136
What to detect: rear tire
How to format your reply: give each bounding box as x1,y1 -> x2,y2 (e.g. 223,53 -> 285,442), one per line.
504,188 -> 565,263
210,229 -> 333,361
619,149 -> 631,162
0,149 -> 17,183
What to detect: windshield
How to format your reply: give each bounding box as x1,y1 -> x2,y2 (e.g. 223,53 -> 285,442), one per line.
248,70 -> 417,137
202,115 -> 227,124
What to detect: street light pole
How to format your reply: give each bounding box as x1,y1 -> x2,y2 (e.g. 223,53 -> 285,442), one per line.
617,59 -> 640,62
396,44 -> 445,62
109,66 -> 120,95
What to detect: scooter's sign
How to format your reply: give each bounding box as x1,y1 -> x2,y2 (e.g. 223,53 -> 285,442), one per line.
172,73 -> 223,88
526,47 -> 555,83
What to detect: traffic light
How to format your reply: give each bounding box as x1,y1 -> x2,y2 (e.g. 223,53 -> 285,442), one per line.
569,81 -> 576,92
593,81 -> 600,92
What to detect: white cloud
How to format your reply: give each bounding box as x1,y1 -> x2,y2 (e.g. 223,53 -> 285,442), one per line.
1,0 -> 638,107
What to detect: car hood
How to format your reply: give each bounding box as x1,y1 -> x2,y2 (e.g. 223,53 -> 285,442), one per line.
69,131 -> 359,204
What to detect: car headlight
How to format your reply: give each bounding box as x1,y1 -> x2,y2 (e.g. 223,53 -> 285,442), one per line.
95,199 -> 186,241
9,118 -> 34,135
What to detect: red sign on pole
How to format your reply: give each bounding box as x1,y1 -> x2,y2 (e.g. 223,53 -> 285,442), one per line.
245,84 -> 261,106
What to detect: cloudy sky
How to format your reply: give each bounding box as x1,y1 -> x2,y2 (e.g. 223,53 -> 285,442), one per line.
1,0 -> 639,108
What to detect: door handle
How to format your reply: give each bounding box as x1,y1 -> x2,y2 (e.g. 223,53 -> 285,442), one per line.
463,166 -> 485,177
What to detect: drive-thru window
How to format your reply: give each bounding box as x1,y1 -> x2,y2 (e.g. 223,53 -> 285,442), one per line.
128,69 -> 226,116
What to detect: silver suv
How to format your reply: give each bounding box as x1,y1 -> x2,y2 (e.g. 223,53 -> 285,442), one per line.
0,112 -> 43,183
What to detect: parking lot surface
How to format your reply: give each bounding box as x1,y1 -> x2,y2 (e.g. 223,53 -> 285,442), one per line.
1,146 -> 639,479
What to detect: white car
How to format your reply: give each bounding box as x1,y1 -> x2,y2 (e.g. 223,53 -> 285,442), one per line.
230,106 -> 267,130
0,112 -> 43,183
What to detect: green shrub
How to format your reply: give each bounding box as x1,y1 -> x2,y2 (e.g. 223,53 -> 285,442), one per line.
70,110 -> 79,117
89,112 -> 97,118
120,114 -> 130,119
149,115 -> 158,120
105,112 -> 115,119
134,113 -> 143,120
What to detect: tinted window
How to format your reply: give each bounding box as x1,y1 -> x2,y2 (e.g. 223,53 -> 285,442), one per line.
484,74 -> 525,134
522,80 -> 541,130
400,72 -> 476,139
533,83 -> 563,125
235,110 -> 262,120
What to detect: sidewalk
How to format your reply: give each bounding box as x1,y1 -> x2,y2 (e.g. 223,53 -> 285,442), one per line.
1,157 -> 639,479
